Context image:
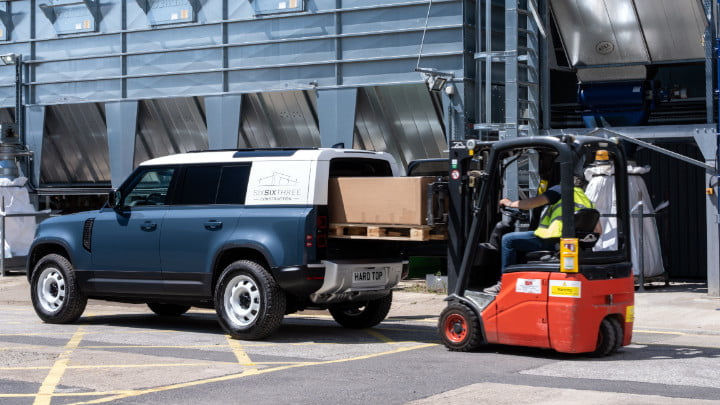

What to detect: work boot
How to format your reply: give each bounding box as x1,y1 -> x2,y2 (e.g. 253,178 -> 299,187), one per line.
483,282 -> 501,295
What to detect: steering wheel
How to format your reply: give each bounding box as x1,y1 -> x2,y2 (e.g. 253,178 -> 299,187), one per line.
500,206 -> 529,221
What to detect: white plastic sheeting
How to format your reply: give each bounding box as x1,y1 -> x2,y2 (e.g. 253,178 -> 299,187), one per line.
584,164 -> 665,277
0,177 -> 37,258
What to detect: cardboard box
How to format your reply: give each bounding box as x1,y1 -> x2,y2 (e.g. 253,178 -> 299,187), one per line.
328,177 -> 435,225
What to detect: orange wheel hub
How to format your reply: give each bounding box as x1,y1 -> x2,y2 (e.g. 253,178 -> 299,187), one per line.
444,313 -> 467,342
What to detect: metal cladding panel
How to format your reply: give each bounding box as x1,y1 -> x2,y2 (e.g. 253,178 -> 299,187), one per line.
0,108 -> 14,123
239,91 -> 320,148
354,84 -> 447,170
34,34 -> 123,59
36,80 -> 122,105
41,103 -> 110,184
0,64 -> 17,107
228,67 -> 335,93
342,2 -> 462,34
550,0 -> 650,67
127,49 -> 223,76
635,141 -> 706,279
634,0 -> 707,62
226,13 -> 336,43
344,57 -> 462,86
126,25 -> 221,53
127,73 -> 222,99
551,0 -> 707,67
35,57 -> 121,83
228,39 -> 335,68
134,97 -> 208,167
342,30 -> 463,60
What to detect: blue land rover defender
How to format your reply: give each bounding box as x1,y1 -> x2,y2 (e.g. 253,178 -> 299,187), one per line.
27,148 -> 408,339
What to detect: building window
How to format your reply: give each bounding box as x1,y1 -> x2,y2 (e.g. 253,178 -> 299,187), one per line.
39,0 -> 99,35
253,0 -> 305,16
137,0 -> 198,26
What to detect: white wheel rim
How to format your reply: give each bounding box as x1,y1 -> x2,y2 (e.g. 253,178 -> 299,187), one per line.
37,267 -> 66,313
223,274 -> 261,327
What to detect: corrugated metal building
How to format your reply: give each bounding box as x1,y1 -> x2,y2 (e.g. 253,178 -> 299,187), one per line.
0,0 -> 717,292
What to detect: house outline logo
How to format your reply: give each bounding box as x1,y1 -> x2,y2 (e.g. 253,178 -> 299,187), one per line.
256,172 -> 299,187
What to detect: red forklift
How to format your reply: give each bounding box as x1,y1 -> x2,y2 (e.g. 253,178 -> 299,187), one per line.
438,135 -> 634,356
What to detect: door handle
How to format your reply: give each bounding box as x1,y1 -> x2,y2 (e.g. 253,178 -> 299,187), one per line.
204,220 -> 223,230
140,221 -> 157,232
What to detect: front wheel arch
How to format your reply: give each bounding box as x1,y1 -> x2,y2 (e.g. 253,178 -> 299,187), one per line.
27,243 -> 73,281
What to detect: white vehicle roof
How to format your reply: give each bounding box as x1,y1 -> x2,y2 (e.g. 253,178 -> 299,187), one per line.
139,148 -> 398,167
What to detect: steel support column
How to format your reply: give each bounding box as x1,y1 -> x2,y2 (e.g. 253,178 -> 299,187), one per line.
205,94 -> 242,150
317,88 -> 357,148
106,101 -> 138,188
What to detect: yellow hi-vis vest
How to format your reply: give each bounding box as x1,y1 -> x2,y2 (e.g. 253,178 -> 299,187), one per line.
534,187 -> 595,239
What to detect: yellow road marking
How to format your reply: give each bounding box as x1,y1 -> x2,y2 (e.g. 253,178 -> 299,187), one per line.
34,326 -> 85,405
1,391 -> 134,399
70,343 -> 437,405
0,362 -> 238,371
226,335 -> 256,367
364,329 -> 395,344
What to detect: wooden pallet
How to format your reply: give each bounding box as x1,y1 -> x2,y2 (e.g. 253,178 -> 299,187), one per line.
328,223 -> 446,241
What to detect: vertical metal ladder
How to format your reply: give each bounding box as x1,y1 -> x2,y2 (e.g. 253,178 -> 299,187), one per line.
475,0 -> 542,201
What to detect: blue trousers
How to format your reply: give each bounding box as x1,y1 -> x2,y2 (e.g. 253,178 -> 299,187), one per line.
501,231 -> 558,272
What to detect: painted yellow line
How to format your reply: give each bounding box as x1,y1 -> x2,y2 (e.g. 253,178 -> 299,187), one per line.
71,343 -> 437,405
364,329 -> 395,344
0,361 -> 238,371
634,329 -> 720,337
1,391 -> 134,399
34,326 -> 85,405
79,344 -> 230,349
226,335 -> 256,367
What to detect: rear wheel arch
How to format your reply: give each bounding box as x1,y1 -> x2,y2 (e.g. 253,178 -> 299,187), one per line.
212,247 -> 272,290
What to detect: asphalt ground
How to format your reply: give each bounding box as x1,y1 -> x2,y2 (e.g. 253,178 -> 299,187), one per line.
1,274 -> 719,404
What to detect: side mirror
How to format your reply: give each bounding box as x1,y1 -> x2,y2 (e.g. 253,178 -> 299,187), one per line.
108,189 -> 122,209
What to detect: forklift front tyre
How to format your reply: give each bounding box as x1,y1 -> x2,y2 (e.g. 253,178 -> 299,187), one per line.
439,302 -> 483,352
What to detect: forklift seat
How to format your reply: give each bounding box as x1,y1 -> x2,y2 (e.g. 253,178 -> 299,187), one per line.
574,208 -> 601,249
524,208 -> 601,262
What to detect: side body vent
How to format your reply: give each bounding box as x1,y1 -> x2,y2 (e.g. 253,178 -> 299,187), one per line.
82,218 -> 95,252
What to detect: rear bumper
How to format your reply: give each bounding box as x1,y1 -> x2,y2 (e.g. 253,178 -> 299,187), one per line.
309,259 -> 406,304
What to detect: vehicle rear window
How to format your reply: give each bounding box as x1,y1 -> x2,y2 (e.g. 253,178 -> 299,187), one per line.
329,158 -> 393,177
217,165 -> 251,204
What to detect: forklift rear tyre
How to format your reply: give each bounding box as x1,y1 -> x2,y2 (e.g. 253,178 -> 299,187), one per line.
439,302 -> 483,352
592,318 -> 619,357
609,317 -> 623,352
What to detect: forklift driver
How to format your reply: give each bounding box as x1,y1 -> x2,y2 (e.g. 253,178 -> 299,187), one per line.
483,176 -> 598,295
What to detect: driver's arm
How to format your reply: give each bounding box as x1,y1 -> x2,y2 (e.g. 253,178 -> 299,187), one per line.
499,194 -> 550,210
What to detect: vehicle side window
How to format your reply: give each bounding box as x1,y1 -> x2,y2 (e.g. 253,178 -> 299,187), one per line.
176,166 -> 222,205
123,168 -> 175,207
175,164 -> 251,205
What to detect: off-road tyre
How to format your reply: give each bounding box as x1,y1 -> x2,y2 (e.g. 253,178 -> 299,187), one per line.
591,318 -> 618,357
439,302 -> 483,351
328,292 -> 393,329
147,303 -> 191,317
30,253 -> 87,324
215,260 -> 286,340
